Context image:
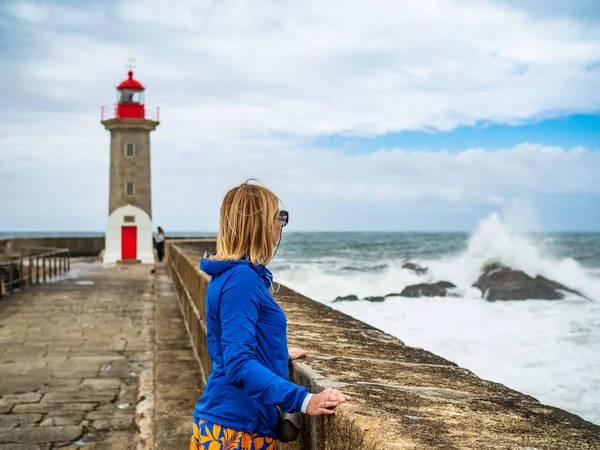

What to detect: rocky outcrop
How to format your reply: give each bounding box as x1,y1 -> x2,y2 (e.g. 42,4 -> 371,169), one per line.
333,295 -> 385,303
473,263 -> 582,301
333,295 -> 359,303
433,281 -> 456,290
402,262 -> 428,275
397,281 -> 456,298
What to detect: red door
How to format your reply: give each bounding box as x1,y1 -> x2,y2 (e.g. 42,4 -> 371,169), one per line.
121,226 -> 137,260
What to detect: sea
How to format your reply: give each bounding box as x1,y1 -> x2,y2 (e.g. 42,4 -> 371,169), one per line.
269,213 -> 600,426
2,214 -> 599,424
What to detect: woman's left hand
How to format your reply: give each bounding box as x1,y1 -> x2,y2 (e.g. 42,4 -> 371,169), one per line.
288,347 -> 307,360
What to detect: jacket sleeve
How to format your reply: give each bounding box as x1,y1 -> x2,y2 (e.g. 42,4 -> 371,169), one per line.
220,267 -> 309,412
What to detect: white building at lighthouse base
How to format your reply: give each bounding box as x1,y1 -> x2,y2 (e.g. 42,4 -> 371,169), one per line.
103,204 -> 154,264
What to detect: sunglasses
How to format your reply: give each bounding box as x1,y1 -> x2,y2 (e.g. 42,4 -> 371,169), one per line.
275,210 -> 289,227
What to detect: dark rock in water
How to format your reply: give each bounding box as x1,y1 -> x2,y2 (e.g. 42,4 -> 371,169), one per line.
399,281 -> 455,298
473,263 -> 582,301
333,295 -> 359,303
433,281 -> 456,290
402,262 -> 428,275
333,294 -> 386,302
364,296 -> 385,302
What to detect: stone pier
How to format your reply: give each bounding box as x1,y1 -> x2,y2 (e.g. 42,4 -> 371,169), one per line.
168,239 -> 600,450
1,237 -> 600,449
0,259 -> 202,449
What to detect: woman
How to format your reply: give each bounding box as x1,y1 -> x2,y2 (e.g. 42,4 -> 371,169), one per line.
190,180 -> 351,450
154,227 -> 165,262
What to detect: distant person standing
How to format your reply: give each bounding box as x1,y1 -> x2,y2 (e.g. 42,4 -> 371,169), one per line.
154,226 -> 165,262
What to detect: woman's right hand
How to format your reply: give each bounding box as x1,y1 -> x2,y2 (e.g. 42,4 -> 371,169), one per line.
306,389 -> 352,416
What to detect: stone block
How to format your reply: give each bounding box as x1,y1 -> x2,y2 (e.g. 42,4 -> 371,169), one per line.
155,413 -> 193,440
0,426 -> 82,443
91,416 -> 134,431
52,414 -> 85,426
0,362 -> 45,376
66,355 -> 125,366
42,392 -> 116,404
13,403 -> 96,414
80,378 -> 121,391
0,393 -> 42,404
0,403 -> 12,413
0,444 -> 51,450
39,416 -> 54,426
156,349 -> 195,363
45,367 -> 102,379
85,409 -> 116,421
0,413 -> 42,429
57,431 -> 133,449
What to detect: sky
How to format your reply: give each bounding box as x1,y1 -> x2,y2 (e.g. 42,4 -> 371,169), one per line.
0,0 -> 599,232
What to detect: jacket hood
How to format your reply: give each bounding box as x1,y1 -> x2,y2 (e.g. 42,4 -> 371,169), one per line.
200,256 -> 273,286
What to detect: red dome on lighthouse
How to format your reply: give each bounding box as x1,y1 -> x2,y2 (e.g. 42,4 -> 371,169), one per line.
117,70 -> 145,91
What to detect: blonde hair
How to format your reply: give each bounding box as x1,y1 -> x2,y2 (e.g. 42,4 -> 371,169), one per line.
208,179 -> 280,266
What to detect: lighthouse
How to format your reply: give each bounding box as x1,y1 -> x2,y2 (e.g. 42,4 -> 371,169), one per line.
101,68 -> 160,264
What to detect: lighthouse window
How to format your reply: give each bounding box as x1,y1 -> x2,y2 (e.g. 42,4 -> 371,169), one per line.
125,142 -> 135,157
119,89 -> 143,104
126,182 -> 134,196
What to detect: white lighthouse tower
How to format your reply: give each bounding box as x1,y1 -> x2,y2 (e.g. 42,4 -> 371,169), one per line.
101,67 -> 160,264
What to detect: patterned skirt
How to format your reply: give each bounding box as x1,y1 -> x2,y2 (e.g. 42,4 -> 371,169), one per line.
190,418 -> 277,450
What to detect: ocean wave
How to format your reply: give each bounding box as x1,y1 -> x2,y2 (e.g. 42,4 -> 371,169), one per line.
272,213 -> 600,424
275,213 -> 600,303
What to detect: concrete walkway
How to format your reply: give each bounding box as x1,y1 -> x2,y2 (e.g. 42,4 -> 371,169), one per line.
0,260 -> 203,449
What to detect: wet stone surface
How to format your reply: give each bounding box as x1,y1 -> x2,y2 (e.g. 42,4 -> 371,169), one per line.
0,260 -> 201,448
273,281 -> 600,449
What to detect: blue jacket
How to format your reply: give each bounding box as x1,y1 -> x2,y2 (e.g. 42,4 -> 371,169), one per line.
193,257 -> 309,438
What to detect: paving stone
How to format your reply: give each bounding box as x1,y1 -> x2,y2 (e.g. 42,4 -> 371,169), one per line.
20,342 -> 48,349
91,416 -> 135,431
85,409 -> 116,421
0,443 -> 52,450
65,355 -> 125,366
0,393 -> 42,404
0,350 -> 47,359
80,378 -> 121,390
41,392 -> 116,404
57,431 -> 133,449
13,403 -> 96,414
0,413 -> 42,429
39,416 -> 54,426
0,383 -> 43,397
0,261 -> 205,450
0,426 -> 82,443
0,404 -> 13,413
156,349 -> 195,363
52,414 -> 85,426
46,366 -> 102,378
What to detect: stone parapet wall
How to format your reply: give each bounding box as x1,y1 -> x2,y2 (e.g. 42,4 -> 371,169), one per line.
166,239 -> 216,380
167,239 -> 600,450
0,237 -> 105,258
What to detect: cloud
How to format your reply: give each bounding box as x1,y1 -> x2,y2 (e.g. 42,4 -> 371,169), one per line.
2,126 -> 598,230
3,0 -> 600,138
1,0 -> 599,231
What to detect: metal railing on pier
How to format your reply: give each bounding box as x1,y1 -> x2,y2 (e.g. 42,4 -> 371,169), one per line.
0,246 -> 70,300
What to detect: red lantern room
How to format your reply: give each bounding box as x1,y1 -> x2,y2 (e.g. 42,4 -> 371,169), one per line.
116,70 -> 145,118
101,68 -> 159,122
